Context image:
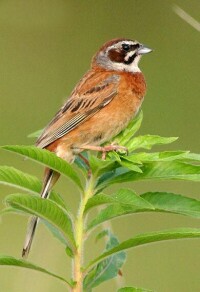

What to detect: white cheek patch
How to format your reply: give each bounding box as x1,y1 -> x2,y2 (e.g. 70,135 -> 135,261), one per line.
129,55 -> 141,72
113,63 -> 141,73
110,54 -> 141,73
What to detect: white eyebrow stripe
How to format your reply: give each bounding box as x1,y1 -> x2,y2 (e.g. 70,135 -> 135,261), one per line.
106,40 -> 138,52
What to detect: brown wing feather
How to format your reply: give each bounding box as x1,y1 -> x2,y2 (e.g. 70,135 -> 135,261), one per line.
36,72 -> 120,148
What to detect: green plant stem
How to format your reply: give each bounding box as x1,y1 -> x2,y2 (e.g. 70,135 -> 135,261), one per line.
72,175 -> 95,292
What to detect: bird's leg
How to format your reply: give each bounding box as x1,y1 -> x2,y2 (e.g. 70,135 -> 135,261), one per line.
78,144 -> 128,160
78,153 -> 90,167
78,153 -> 91,178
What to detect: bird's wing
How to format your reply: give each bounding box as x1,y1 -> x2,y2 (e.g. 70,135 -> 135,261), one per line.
36,74 -> 120,148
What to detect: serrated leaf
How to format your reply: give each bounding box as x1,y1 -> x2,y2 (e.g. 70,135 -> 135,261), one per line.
85,189 -> 154,214
0,166 -> 67,210
118,287 -> 153,292
87,190 -> 200,230
84,193 -> 117,214
5,193 -> 75,248
98,161 -> 200,189
84,228 -> 200,271
111,189 -> 153,208
119,158 -> 142,173
0,166 -> 42,195
124,151 -> 189,164
74,153 -> 89,176
87,204 -> 148,231
1,145 -> 83,190
126,135 -> 178,152
107,151 -> 122,162
135,161 -> 200,181
156,151 -> 188,161
0,255 -> 71,286
88,154 -> 118,177
96,167 -> 128,192
141,192 -> 200,218
83,230 -> 126,290
184,153 -> 200,162
115,111 -> 143,145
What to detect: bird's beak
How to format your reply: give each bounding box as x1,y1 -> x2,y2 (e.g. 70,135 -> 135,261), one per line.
137,45 -> 153,55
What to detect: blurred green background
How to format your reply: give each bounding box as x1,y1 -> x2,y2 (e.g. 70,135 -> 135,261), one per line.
0,0 -> 200,291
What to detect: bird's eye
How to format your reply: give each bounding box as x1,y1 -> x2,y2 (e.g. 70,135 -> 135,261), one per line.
122,43 -> 130,51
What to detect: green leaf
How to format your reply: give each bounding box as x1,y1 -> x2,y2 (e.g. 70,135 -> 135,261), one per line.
88,154 -> 118,177
42,221 -> 69,246
84,228 -> 200,271
0,166 -> 42,195
0,166 -> 67,210
1,145 -> 83,190
0,207 -> 22,216
123,151 -> 189,164
27,129 -> 43,138
115,111 -> 143,145
84,193 -> 116,214
184,152 -> 200,162
65,246 -> 74,258
137,161 -> 200,181
149,150 -> 188,161
96,167 -> 129,192
74,153 -> 89,176
83,230 -> 126,290
87,190 -> 200,230
119,158 -> 143,173
141,192 -> 200,218
118,287 -> 153,292
98,161 -> 200,189
126,135 -> 178,152
5,193 -> 75,248
95,229 -> 110,242
87,204 -> 147,231
85,188 -> 154,214
0,255 -> 71,286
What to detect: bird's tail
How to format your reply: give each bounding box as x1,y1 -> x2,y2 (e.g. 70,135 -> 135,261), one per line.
22,168 -> 60,258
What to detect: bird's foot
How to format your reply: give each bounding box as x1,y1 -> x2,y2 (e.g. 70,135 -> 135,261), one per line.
79,144 -> 128,160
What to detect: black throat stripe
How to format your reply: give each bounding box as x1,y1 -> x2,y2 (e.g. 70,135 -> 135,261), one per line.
124,53 -> 137,65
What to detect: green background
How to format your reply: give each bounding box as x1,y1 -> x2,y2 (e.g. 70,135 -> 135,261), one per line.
0,0 -> 200,291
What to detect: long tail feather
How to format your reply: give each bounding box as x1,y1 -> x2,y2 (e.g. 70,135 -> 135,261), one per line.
22,169 -> 59,258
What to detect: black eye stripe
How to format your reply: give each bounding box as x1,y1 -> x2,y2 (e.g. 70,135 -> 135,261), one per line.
122,43 -> 140,52
122,43 -> 130,51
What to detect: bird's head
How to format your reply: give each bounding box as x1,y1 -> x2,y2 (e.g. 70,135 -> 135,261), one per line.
92,38 -> 152,73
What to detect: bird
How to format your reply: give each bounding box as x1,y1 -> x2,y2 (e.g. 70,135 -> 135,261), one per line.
22,38 -> 152,258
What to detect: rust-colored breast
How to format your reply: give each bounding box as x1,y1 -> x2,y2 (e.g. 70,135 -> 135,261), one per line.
122,71 -> 146,96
